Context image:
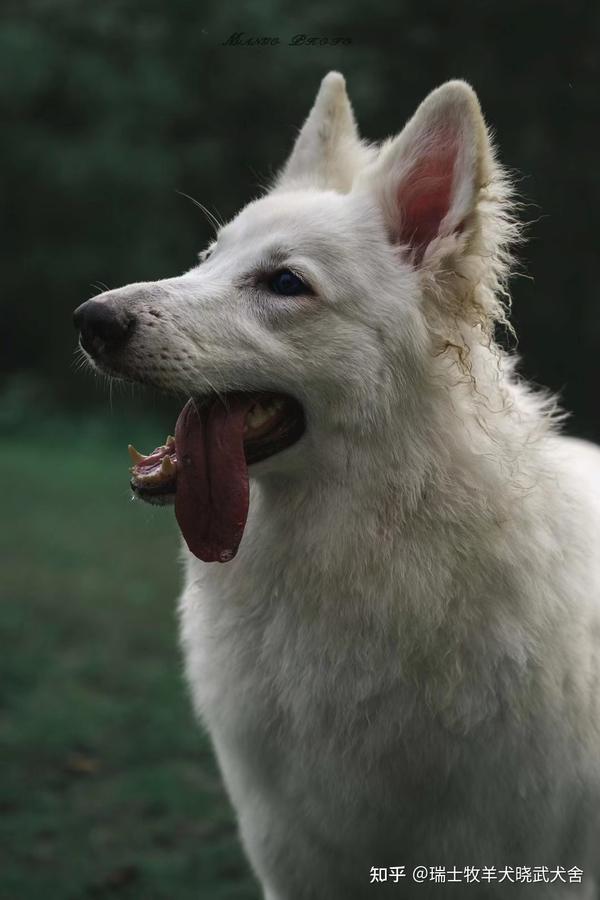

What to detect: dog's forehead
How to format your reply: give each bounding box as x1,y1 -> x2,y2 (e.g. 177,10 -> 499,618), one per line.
220,190 -> 353,251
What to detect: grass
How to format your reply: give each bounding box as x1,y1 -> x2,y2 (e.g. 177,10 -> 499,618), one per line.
0,425 -> 260,900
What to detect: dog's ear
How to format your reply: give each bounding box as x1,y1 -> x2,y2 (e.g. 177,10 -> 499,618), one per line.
357,81 -> 494,266
275,71 -> 370,192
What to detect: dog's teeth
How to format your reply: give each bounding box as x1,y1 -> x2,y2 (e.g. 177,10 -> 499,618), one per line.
247,409 -> 269,428
245,398 -> 285,433
160,455 -> 176,476
128,444 -> 146,465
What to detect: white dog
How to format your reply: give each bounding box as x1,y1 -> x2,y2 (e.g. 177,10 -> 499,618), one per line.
74,73 -> 600,898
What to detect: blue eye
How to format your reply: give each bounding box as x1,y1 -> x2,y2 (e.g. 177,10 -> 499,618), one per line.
268,269 -> 309,296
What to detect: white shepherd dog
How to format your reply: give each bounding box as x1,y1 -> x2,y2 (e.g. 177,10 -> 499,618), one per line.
74,73 -> 600,898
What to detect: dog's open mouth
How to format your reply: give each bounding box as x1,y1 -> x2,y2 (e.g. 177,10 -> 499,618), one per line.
128,392 -> 305,564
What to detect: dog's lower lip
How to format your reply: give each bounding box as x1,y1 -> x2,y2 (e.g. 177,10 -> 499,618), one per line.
131,480 -> 176,505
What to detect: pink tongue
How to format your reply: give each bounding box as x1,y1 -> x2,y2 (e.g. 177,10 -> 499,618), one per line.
174,395 -> 256,563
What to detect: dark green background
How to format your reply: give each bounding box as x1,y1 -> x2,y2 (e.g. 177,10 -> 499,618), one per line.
3,0 -> 600,439
2,1 -> 599,898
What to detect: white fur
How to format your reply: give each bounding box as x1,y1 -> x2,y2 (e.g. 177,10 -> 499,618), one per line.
90,74 -> 600,898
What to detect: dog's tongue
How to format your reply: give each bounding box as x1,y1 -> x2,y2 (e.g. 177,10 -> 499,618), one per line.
174,395 -> 255,563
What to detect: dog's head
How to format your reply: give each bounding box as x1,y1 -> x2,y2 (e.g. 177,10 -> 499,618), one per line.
74,73 -> 516,562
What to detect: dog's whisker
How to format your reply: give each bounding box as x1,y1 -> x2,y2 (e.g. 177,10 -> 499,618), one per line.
72,346 -> 92,373
90,281 -> 110,297
176,190 -> 223,235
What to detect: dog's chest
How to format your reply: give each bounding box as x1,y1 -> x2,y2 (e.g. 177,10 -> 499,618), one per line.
176,525 -> 599,889
178,561 -> 437,883
179,555 -> 393,746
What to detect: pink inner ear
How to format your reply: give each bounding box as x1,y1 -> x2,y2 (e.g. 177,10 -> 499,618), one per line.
397,134 -> 458,261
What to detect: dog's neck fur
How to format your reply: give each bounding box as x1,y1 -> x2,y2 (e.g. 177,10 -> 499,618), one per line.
202,331 -> 555,666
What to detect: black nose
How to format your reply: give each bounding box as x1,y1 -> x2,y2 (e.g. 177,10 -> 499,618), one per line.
73,299 -> 135,355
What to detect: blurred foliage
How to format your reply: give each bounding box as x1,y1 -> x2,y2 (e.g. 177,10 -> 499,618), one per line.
0,0 -> 599,437
0,430 -> 260,899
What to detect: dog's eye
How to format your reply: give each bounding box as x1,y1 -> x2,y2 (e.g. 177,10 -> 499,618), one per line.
268,269 -> 310,296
